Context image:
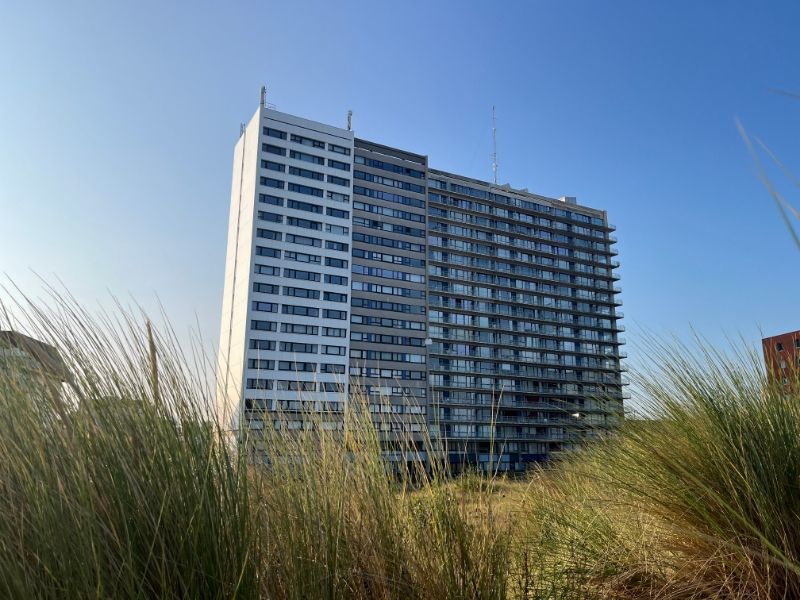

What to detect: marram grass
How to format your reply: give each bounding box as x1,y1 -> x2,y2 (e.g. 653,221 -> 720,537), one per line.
2,290 -> 800,599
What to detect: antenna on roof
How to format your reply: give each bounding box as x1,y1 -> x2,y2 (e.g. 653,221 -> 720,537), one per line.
491,106 -> 498,185
260,85 -> 267,108
347,110 -> 353,131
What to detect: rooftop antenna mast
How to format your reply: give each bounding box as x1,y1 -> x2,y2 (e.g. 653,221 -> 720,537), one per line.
347,110 -> 353,131
260,85 -> 267,108
491,105 -> 498,185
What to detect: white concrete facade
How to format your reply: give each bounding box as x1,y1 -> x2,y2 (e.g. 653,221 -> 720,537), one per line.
216,107 -> 354,431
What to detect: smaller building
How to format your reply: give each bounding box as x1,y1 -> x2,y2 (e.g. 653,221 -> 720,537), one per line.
762,329 -> 800,389
0,331 -> 68,396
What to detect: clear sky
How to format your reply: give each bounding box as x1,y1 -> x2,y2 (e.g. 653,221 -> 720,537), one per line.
1,1 -> 799,370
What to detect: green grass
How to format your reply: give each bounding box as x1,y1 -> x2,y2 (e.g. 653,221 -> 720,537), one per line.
2,290 -> 800,599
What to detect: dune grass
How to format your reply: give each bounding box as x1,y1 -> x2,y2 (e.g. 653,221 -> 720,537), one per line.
2,290 -> 800,599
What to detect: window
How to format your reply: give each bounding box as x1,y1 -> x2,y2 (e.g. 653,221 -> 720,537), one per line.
285,251 -> 321,264
777,342 -> 784,351
259,193 -> 284,207
321,363 -> 346,374
283,286 -> 320,299
353,171 -> 424,193
279,342 -> 318,353
288,182 -> 323,197
278,361 -> 317,372
325,257 -> 348,269
326,207 -> 349,219
253,282 -> 278,294
246,378 -> 273,390
263,143 -> 286,156
326,224 -> 349,236
327,175 -> 350,187
287,199 -> 323,214
327,191 -> 350,203
258,211 -> 283,223
248,359 -> 274,370
250,320 -> 277,331
289,166 -> 324,181
324,291 -> 347,303
261,160 -> 285,172
324,274 -> 348,285
353,201 -> 423,223
328,143 -> 351,155
322,327 -> 347,337
283,268 -> 321,282
282,304 -> 319,317
320,382 -> 345,392
325,240 -> 349,252
250,339 -> 276,351
353,186 -> 424,209
287,216 -> 322,230
322,345 -> 346,356
276,380 -> 316,391
255,246 -> 280,258
280,323 -> 319,335
256,228 -> 281,241
352,233 -> 425,252
252,301 -> 278,312
353,155 -> 425,178
260,177 -> 284,189
291,133 -> 325,148
264,127 -> 286,139
328,158 -> 350,171
286,233 -> 321,247
290,149 -> 325,165
323,309 -> 347,320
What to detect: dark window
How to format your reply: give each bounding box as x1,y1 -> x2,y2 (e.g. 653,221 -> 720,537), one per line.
322,327 -> 347,337
281,304 -> 320,317
283,286 -> 320,299
321,363 -> 346,374
252,301 -> 278,312
263,143 -> 286,156
289,166 -> 324,181
261,160 -> 285,172
324,274 -> 348,285
259,194 -> 284,207
288,182 -> 323,198
280,323 -> 319,335
777,342 -> 784,351
278,361 -> 317,372
256,228 -> 282,240
249,340 -> 275,351
325,257 -> 348,269
289,150 -> 325,165
328,143 -> 351,155
283,268 -> 321,282
291,133 -> 325,149
253,282 -> 278,294
324,292 -> 347,303
327,175 -> 350,187
251,320 -> 276,332
279,342 -> 318,353
328,158 -> 351,171
257,211 -> 283,223
260,177 -> 284,189
326,207 -> 349,219
248,359 -> 275,370
264,127 -> 287,139
322,309 -> 347,320
287,216 -> 322,231
286,233 -> 322,248
287,199 -> 323,214
255,264 -> 279,275
246,378 -> 273,390
255,246 -> 280,258
325,240 -> 349,252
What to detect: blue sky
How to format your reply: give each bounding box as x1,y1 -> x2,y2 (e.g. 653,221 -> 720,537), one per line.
1,1 -> 799,368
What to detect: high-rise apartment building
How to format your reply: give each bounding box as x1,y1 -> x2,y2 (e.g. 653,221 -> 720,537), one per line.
217,102 -> 625,470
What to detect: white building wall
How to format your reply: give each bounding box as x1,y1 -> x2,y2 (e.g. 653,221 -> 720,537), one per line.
218,107 -> 354,432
